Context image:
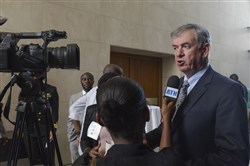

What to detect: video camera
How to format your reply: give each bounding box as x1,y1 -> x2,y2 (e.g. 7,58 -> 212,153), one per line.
0,17 -> 78,165
0,30 -> 80,72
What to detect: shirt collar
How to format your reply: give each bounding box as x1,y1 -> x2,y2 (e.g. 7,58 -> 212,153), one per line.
184,64 -> 209,94
82,90 -> 87,96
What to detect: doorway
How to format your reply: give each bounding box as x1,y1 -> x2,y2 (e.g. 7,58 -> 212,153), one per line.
110,52 -> 162,106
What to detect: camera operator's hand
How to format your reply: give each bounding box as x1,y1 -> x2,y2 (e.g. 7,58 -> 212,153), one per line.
49,131 -> 53,142
0,16 -> 7,26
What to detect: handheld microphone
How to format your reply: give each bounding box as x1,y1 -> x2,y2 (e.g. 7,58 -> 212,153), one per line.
164,75 -> 180,101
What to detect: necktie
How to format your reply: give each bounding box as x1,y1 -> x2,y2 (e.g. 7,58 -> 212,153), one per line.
172,80 -> 189,121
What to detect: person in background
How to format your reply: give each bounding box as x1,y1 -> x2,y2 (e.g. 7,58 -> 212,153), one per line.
68,72 -> 94,163
42,83 -> 59,165
93,77 -> 183,166
69,64 -> 123,153
72,72 -> 121,166
146,23 -> 249,165
80,72 -> 121,160
0,15 -> 11,160
0,108 -> 11,162
229,73 -> 250,154
229,73 -> 248,102
0,103 -> 6,140
0,16 -> 7,140
19,72 -> 59,165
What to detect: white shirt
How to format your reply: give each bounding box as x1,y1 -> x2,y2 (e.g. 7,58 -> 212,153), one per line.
185,65 -> 209,94
69,86 -> 97,123
70,86 -> 97,155
67,90 -> 87,141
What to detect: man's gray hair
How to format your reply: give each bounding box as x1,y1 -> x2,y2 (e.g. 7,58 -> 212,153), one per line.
170,23 -> 211,49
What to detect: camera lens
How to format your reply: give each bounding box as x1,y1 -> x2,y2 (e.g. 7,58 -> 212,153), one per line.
48,44 -> 80,69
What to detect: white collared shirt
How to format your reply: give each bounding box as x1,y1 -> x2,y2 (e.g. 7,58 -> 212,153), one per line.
185,65 -> 209,94
69,86 -> 97,122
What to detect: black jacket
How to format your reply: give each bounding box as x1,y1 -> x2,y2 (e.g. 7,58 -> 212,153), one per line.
96,144 -> 183,166
80,104 -> 98,153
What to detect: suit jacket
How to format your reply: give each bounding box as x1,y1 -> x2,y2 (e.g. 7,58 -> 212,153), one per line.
147,66 -> 249,166
80,104 -> 98,153
239,81 -> 248,102
42,84 -> 59,124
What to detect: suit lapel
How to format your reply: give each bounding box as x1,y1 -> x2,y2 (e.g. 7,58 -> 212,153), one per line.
171,66 -> 215,132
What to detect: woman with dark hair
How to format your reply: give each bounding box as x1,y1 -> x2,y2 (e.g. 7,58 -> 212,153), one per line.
72,72 -> 120,166
94,77 -> 183,166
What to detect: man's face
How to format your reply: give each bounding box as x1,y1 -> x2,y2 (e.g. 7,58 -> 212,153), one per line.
172,29 -> 209,78
81,74 -> 94,92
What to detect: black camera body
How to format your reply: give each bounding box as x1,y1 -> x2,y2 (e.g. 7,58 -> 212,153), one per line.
0,30 -> 80,72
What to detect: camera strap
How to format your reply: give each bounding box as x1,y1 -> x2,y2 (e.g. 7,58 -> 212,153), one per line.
3,83 -> 15,125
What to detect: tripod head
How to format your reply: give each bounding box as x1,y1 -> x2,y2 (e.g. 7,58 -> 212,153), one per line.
0,71 -> 45,101
0,71 -> 49,125
17,71 -> 45,99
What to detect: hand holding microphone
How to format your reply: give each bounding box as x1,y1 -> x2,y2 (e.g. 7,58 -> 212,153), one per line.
161,98 -> 174,122
162,75 -> 180,122
164,75 -> 180,102
160,75 -> 180,149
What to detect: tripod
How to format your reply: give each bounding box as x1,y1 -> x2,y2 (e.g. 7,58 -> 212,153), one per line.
0,72 -> 63,166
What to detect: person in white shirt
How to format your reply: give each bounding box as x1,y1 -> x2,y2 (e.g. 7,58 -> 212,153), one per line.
67,72 -> 94,163
69,64 -> 123,156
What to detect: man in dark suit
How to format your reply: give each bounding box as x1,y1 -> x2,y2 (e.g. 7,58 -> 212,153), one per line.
15,71 -> 59,165
147,24 -> 249,165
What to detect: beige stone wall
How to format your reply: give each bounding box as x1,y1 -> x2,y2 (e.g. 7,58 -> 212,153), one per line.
0,1 -> 249,164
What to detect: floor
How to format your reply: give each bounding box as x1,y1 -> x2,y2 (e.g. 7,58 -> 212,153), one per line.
0,158 -> 72,166
0,131 -> 72,166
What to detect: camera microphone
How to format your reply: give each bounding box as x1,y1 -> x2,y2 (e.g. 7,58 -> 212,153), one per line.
164,75 -> 180,101
52,30 -> 67,38
43,30 -> 67,41
0,16 -> 7,26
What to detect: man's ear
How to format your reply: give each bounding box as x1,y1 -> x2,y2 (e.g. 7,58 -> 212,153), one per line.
202,43 -> 210,58
144,107 -> 150,122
